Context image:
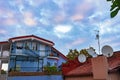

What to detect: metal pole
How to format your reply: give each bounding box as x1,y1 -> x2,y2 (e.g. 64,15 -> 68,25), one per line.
95,30 -> 101,54
98,32 -> 100,54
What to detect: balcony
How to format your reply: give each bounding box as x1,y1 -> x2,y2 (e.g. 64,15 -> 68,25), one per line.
47,53 -> 59,60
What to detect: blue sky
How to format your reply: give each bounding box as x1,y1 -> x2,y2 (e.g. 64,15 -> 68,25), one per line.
0,0 -> 120,55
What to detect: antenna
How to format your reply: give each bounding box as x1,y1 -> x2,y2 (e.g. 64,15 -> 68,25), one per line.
101,45 -> 113,57
78,54 -> 86,63
86,48 -> 97,57
95,30 -> 100,54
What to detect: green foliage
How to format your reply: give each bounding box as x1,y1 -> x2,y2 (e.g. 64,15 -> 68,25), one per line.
66,48 -> 92,60
106,0 -> 120,18
66,49 -> 80,60
1,69 -> 6,74
44,66 -> 58,75
80,49 -> 92,58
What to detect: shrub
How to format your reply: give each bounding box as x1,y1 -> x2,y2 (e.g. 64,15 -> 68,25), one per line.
1,69 -> 6,74
44,66 -> 58,75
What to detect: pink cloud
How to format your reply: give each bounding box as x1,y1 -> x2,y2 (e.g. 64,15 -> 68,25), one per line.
22,11 -> 37,26
66,38 -> 86,48
71,38 -> 86,46
0,8 -> 18,26
53,11 -> 66,23
75,1 -> 93,14
6,18 -> 17,25
70,0 -> 94,22
71,14 -> 84,21
0,29 -> 7,34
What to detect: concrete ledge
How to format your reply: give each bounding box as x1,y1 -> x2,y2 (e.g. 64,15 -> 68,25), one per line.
8,72 -> 61,76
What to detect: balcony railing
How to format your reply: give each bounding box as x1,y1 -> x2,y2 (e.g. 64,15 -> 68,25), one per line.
9,67 -> 43,72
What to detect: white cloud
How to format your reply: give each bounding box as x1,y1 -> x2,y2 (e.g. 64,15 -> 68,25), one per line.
101,37 -> 116,45
39,18 -> 49,25
100,19 -> 120,35
39,9 -> 53,25
54,24 -> 72,38
40,9 -> 52,18
54,25 -> 72,33
26,0 -> 45,7
52,0 -> 68,9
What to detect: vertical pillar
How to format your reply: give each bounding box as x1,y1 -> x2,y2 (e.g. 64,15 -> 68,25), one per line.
37,57 -> 40,71
0,45 -> 3,75
91,56 -> 108,80
0,61 -> 2,75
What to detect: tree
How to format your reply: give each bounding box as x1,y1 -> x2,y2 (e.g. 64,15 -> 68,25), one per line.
106,0 -> 120,18
66,48 -> 92,60
66,49 -> 80,60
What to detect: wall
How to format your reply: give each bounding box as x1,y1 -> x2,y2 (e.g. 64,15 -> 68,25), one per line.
65,73 -> 120,80
0,74 -> 7,80
65,76 -> 93,80
8,75 -> 63,80
108,72 -> 120,80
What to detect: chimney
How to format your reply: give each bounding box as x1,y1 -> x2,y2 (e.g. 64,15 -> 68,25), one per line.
91,56 -> 108,80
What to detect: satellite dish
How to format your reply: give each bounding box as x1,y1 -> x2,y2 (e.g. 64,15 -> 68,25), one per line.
101,45 -> 113,57
78,54 -> 86,63
86,48 -> 97,57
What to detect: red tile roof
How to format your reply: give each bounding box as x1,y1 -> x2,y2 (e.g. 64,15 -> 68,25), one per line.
9,35 -> 54,46
62,51 -> 120,76
0,41 -> 9,44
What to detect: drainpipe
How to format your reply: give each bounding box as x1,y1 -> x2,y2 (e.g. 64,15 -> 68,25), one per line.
91,56 -> 108,80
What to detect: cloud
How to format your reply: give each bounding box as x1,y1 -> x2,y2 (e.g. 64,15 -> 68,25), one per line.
2,18 -> 18,26
0,9 -> 15,18
52,0 -> 68,9
75,1 -> 93,14
22,11 -> 37,26
71,14 -> 84,21
54,24 -> 72,38
66,38 -> 86,49
70,0 -> 94,22
110,42 -> 120,48
39,18 -> 49,25
27,0 -> 45,7
54,25 -> 72,33
14,25 -> 27,36
0,29 -> 7,34
99,19 -> 120,35
0,8 -> 17,26
101,37 -> 116,44
23,17 -> 37,26
40,9 -> 52,18
39,9 -> 54,25
53,11 -> 66,23
71,38 -> 86,46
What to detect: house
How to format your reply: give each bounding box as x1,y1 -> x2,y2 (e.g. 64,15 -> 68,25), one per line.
0,35 -> 67,74
62,51 -> 120,80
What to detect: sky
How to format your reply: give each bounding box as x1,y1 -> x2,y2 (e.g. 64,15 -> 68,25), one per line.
0,0 -> 120,57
